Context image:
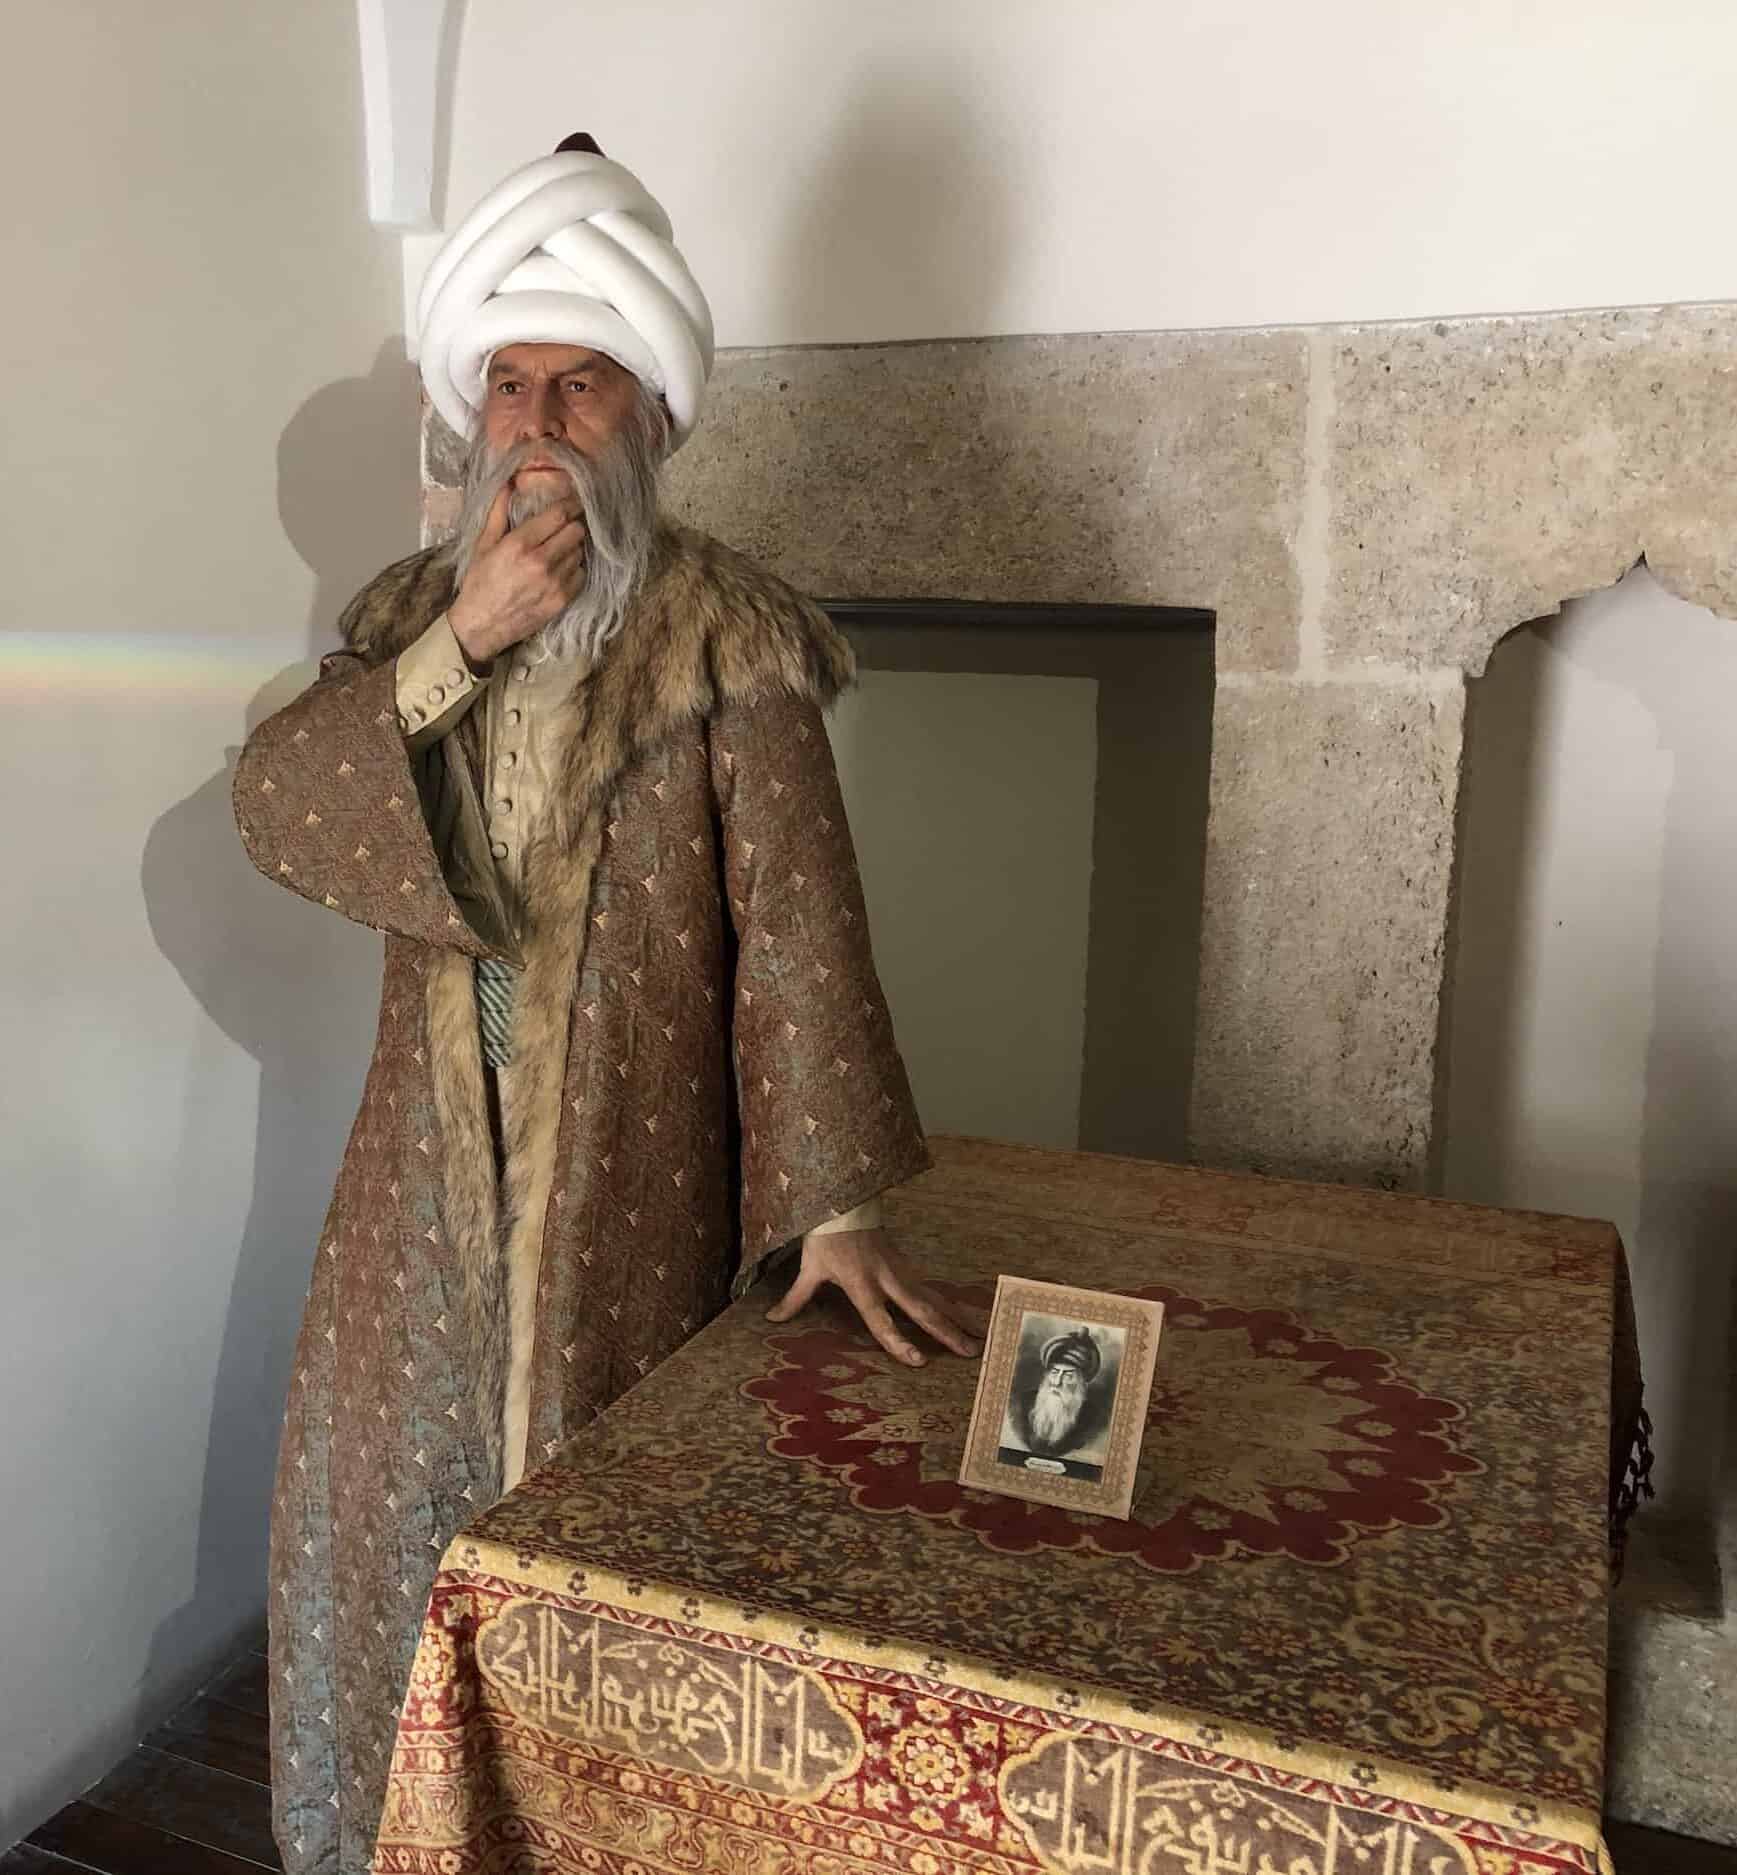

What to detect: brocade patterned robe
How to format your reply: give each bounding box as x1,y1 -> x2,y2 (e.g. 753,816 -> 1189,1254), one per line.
232,525 -> 929,1872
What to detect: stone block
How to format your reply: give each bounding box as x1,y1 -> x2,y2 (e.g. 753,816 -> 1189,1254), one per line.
422,396 -> 468,490
1188,672 -> 1465,1188
663,331 -> 1309,673
1608,1593 -> 1737,1844
420,485 -> 460,547
1325,304 -> 1737,674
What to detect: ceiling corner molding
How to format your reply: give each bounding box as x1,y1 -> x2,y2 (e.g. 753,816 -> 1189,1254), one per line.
357,0 -> 458,232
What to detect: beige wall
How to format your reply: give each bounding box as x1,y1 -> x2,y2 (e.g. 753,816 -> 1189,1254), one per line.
0,0 -> 409,1839
1446,567 -> 1737,1526
407,0 -> 1737,343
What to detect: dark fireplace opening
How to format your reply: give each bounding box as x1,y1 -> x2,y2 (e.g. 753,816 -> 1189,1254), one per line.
822,598 -> 1215,1165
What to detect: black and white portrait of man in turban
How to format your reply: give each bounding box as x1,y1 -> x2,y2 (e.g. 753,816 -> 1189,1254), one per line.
997,1316 -> 1125,1483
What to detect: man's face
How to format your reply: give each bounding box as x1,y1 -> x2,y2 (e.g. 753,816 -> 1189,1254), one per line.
1026,1359 -> 1089,1453
1042,1364 -> 1086,1406
479,342 -> 646,488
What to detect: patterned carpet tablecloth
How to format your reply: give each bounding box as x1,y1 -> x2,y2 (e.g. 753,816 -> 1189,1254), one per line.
373,1137 -> 1628,1875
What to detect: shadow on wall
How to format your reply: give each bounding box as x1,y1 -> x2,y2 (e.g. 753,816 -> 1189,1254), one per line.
760,63 -> 1211,1157
771,59 -> 1015,343
278,339 -> 426,639
136,338 -> 419,1717
1444,561 -> 1737,1589
728,55 -> 1098,587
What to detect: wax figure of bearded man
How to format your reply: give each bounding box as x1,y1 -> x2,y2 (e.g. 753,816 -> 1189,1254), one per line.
233,135 -> 978,1874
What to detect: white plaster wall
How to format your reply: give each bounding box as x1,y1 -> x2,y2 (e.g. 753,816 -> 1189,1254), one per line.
407,0 -> 1737,345
0,0 -> 409,1841
828,672 -> 1099,1151
1445,568 -> 1737,1522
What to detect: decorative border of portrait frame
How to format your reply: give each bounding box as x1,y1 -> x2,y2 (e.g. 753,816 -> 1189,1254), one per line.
958,1276 -> 1165,1521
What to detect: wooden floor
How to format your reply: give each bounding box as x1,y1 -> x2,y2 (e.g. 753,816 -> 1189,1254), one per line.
5,1624 -> 278,1874
2,1625 -> 1731,1874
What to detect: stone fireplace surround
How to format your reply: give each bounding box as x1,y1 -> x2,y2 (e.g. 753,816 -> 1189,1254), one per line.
422,301 -> 1737,1840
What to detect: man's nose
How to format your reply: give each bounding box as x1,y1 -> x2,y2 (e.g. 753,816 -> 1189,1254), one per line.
516,382 -> 562,439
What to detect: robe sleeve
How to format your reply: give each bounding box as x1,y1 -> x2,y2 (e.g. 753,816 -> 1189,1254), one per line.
232,648 -> 501,957
710,686 -> 932,1271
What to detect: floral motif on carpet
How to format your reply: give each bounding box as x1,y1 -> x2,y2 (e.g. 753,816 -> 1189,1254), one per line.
747,1281 -> 1482,1572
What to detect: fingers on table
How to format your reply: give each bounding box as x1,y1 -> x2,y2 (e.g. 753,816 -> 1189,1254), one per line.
853,1278 -> 925,1367
887,1275 -> 980,1359
764,1253 -> 979,1366
764,1261 -> 822,1323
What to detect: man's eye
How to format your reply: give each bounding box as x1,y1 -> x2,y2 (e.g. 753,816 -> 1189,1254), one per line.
564,378 -> 590,394
494,381 -> 520,395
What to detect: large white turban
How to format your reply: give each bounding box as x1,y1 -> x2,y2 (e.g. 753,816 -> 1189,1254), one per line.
416,143 -> 714,450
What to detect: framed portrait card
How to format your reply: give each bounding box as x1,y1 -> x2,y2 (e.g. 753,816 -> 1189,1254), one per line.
958,1276 -> 1164,1520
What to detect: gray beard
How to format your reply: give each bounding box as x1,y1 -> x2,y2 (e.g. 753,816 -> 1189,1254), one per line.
449,394 -> 666,669
1028,1380 -> 1085,1453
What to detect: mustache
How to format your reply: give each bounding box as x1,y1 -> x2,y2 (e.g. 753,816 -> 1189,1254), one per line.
462,438 -> 585,528
450,407 -> 664,669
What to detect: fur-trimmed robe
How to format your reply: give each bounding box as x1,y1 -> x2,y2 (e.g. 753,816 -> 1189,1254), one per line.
233,525 -> 929,1875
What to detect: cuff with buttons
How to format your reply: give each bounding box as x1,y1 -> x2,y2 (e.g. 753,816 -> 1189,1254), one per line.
395,614 -> 479,735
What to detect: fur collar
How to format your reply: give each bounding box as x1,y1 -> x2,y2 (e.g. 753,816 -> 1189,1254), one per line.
339,522 -> 854,823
